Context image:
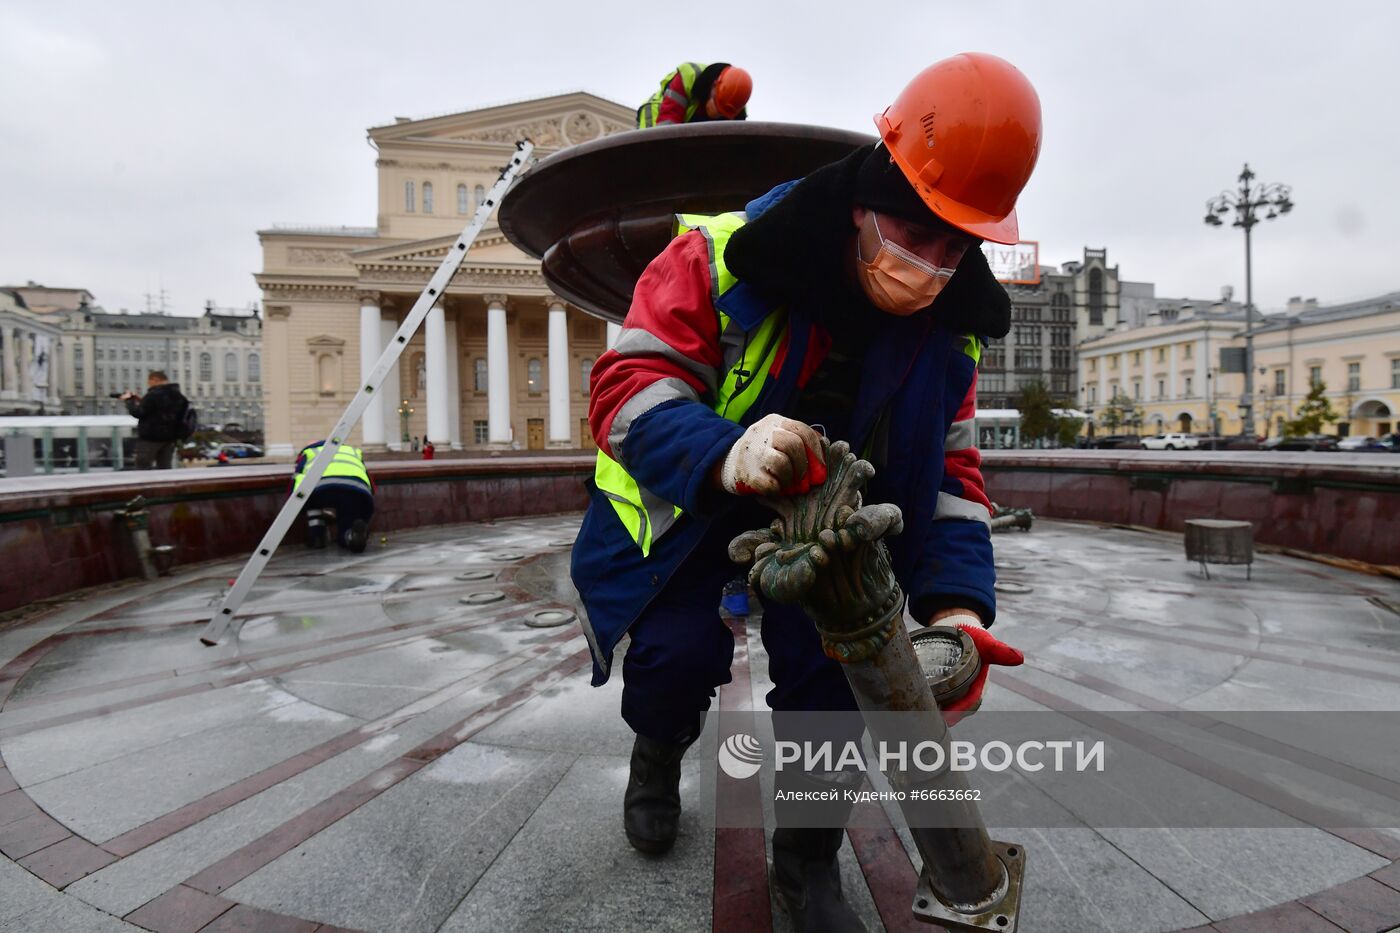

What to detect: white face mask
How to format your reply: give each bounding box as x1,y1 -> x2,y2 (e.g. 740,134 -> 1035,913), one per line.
856,214 -> 958,315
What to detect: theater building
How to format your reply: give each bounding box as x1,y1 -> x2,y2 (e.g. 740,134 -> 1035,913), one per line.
256,92 -> 635,456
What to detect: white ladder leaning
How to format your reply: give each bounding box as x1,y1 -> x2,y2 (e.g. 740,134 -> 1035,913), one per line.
198,139 -> 536,646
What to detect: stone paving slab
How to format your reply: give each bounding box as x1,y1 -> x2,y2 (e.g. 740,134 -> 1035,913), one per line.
0,517 -> 1398,932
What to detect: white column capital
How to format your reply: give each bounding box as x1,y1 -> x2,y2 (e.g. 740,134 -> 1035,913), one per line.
482,293 -> 510,310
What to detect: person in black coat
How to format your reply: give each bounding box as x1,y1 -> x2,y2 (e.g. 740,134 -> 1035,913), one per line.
121,370 -> 188,469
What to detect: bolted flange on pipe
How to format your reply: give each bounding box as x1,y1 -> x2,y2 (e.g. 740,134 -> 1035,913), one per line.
729,438 -> 1025,931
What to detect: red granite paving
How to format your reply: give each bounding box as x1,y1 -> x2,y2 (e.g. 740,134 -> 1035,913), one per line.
1299,875 -> 1400,932
125,885 -> 238,933
17,834 -> 116,888
196,903 -> 321,932
711,613 -> 772,933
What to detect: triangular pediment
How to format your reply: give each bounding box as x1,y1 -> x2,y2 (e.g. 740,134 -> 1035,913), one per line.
368,91 -> 635,152
350,232 -> 532,266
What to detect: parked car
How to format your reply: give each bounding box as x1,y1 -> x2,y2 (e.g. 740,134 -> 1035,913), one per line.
1191,433 -> 1229,450
1140,432 -> 1200,451
1260,434 -> 1339,451
214,443 -> 265,459
1089,434 -> 1139,449
1337,435 -> 1385,451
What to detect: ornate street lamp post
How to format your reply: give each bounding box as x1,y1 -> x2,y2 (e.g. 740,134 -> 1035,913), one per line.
397,399 -> 414,445
1204,164 -> 1293,437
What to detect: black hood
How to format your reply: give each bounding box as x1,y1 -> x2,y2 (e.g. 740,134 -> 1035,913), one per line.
723,143 -> 1011,341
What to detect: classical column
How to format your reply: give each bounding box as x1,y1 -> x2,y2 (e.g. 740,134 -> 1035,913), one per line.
485,294 -> 512,447
1097,352 -> 1108,407
606,322 -> 621,350
1195,336 -> 1208,405
426,301 -> 450,446
263,305 -> 294,457
358,293 -> 386,450
547,300 -> 571,448
1169,343 -> 1179,400
0,327 -> 15,397
379,316 -> 403,450
444,314 -> 462,449
19,330 -> 33,399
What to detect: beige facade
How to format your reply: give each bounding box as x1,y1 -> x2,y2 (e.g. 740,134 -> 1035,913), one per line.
0,289 -> 65,414
1078,292 -> 1400,437
257,93 -> 635,457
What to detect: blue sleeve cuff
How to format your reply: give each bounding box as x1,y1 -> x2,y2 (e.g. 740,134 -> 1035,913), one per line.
620,399 -> 745,518
906,520 -> 998,626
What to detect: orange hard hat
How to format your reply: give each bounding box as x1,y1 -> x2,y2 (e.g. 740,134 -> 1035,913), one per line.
873,52 -> 1042,245
708,65 -> 752,119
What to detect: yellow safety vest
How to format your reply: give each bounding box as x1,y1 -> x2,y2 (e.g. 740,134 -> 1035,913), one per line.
637,62 -> 705,129
293,444 -> 371,493
594,212 -> 787,556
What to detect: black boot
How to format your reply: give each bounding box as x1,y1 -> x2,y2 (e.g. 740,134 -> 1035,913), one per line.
344,520 -> 368,553
624,732 -> 695,854
771,827 -> 867,933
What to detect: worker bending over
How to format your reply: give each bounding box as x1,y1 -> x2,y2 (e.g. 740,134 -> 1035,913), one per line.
637,62 -> 751,128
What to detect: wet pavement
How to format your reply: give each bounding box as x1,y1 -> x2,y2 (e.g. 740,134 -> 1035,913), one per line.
1,515 -> 1399,932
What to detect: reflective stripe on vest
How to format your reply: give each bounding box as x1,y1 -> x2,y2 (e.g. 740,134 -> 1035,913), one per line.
637,62 -> 704,128
293,445 -> 370,492
593,211 -> 786,556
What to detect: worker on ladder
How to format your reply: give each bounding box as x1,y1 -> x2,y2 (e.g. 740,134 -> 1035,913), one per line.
292,441 -> 374,553
636,62 -> 752,128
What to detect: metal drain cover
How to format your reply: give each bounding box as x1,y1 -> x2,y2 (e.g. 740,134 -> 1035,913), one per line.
526,609 -> 576,628
455,570 -> 496,581
994,581 -> 1033,595
487,552 -> 525,562
459,591 -> 506,605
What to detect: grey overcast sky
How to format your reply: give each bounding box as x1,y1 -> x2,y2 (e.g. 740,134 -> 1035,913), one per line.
1,0 -> 1395,317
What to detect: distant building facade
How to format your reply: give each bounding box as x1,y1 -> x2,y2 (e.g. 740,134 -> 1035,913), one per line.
0,288 -> 65,415
256,92 -> 635,457
978,247 -> 1122,411
63,303 -> 264,428
1,284 -> 264,428
1077,290 -> 1400,437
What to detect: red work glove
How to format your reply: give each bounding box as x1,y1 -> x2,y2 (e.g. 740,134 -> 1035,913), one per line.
935,615 -> 1024,725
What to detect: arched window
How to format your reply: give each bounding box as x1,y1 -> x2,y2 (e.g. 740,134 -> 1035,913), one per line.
404,180 -> 415,213
224,352 -> 237,382
422,181 -> 433,214
199,352 -> 212,382
474,184 -> 485,210
473,358 -> 488,392
457,184 -> 469,214
579,358 -> 593,396
527,358 -> 543,395
248,353 -> 260,383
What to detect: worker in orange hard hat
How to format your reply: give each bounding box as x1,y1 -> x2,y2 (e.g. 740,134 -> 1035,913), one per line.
579,53 -> 1039,930
636,62 -> 752,128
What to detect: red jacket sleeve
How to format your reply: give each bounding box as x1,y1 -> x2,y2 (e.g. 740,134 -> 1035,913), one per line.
655,71 -> 691,125
589,232 -> 724,460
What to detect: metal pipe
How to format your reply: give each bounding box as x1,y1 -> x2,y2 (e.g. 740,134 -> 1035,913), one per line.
730,439 -> 1024,930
